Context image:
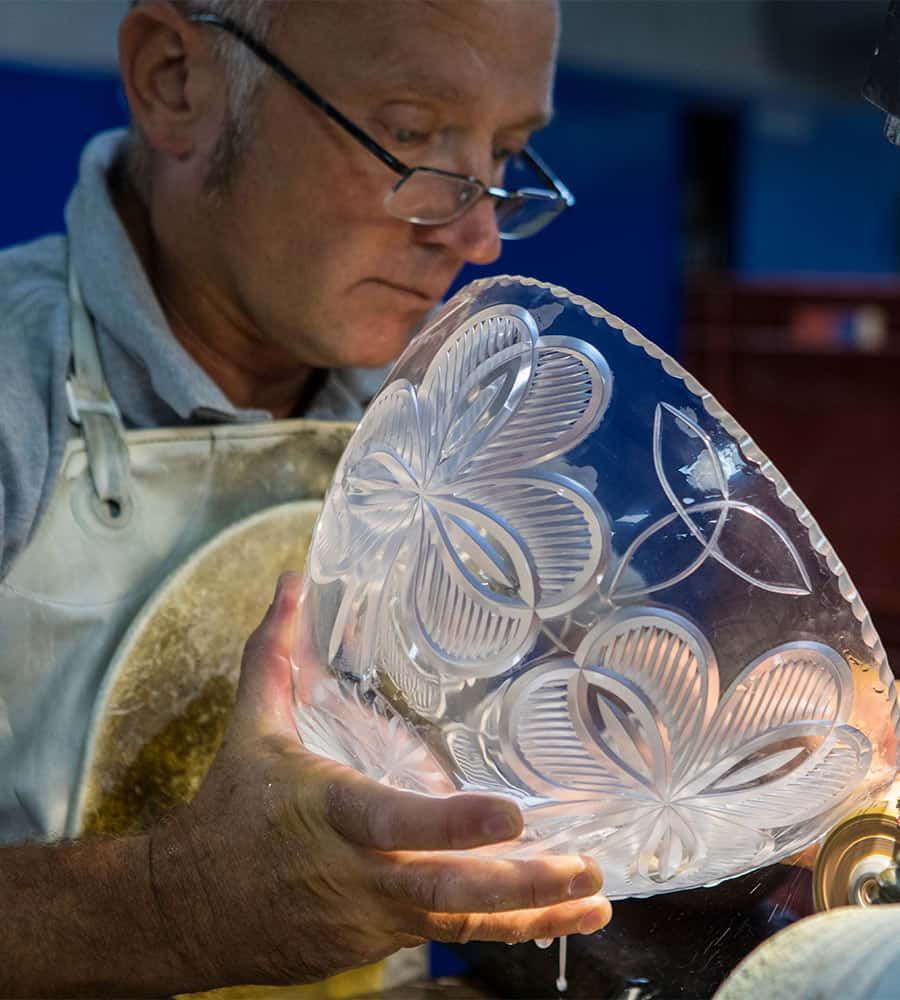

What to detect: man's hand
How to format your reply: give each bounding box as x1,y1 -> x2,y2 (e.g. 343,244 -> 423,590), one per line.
152,573 -> 612,990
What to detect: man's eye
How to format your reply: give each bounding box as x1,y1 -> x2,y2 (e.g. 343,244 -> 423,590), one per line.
493,147 -> 523,164
393,127 -> 430,145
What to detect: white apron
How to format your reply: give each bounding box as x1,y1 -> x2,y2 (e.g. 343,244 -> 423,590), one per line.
0,260 -> 353,843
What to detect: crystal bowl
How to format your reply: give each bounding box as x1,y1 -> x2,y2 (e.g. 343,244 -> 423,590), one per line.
292,275 -> 899,899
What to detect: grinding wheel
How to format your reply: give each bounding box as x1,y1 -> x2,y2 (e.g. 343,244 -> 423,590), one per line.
813,803 -> 900,910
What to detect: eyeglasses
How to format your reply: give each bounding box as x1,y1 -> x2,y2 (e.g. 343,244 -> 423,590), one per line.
188,11 -> 574,239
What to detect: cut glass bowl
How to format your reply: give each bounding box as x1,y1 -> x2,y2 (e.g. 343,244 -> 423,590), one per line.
292,275 -> 899,899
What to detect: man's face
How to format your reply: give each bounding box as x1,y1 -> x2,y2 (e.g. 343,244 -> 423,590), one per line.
202,0 -> 559,370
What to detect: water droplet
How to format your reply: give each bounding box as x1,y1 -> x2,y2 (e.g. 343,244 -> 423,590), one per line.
556,935 -> 568,993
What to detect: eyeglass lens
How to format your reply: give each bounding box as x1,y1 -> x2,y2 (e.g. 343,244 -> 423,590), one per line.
386,168 -> 564,238
387,170 -> 482,226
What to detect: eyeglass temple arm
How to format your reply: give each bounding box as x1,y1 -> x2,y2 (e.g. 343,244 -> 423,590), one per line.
521,146 -> 575,207
188,12 -> 412,179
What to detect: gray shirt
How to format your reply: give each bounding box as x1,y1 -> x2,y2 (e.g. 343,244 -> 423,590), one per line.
0,129 -> 386,579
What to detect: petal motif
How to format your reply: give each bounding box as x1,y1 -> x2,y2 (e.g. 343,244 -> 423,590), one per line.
570,666 -> 672,793
638,803 -> 706,883
698,501 -> 813,597
585,804 -> 771,893
295,680 -> 449,794
605,402 -> 731,601
444,724 -> 519,795
575,609 -> 719,775
509,802 -> 772,897
341,380 -> 424,535
462,336 -> 612,478
685,723 -> 871,828
500,659 -> 646,800
428,494 -> 537,602
654,401 -> 729,508
649,402 -> 811,598
400,495 -> 540,676
681,642 -> 854,786
342,378 -> 424,491
459,472 -> 609,618
375,595 -> 445,718
310,379 -> 422,582
323,515 -> 419,673
308,483 -> 356,583
606,506 -> 723,601
501,801 -> 654,863
418,305 -> 538,482
607,502 -> 812,600
651,807 -> 773,889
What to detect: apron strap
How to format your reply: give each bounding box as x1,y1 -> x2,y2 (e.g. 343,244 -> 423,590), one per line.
65,256 -> 132,520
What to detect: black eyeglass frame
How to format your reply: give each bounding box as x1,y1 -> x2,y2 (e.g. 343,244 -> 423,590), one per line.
188,11 -> 575,236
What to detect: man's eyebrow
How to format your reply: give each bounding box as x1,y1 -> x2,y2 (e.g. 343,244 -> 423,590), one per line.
373,76 -> 555,133
373,72 -> 467,105
371,72 -> 553,129
503,109 -> 555,132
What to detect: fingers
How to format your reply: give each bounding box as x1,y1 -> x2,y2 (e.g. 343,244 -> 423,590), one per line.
418,894 -> 613,945
232,572 -> 304,736
322,768 -> 524,851
375,852 -> 603,914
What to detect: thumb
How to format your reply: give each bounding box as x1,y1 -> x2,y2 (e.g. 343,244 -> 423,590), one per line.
231,571 -> 304,737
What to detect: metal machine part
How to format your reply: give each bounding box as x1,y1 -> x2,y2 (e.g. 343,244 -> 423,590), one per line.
864,0 -> 900,143
813,807 -> 898,908
813,777 -> 900,911
876,851 -> 900,901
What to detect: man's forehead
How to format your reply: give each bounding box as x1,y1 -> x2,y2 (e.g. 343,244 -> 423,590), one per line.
282,0 -> 559,39
280,0 -> 558,116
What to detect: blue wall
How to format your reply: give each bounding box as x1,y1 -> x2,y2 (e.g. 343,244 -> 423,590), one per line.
0,62 -> 127,248
737,100 -> 900,276
453,66 -> 682,356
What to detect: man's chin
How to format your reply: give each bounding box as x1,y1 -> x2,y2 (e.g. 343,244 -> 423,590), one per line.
349,310 -> 433,368
326,335 -> 401,372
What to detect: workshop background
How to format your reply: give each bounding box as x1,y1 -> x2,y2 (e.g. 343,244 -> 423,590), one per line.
2,2 -> 898,665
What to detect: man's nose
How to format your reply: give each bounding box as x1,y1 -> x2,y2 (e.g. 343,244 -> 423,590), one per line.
417,196 -> 502,266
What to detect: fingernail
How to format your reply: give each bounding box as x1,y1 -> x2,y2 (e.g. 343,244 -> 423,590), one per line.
569,871 -> 599,898
578,908 -> 606,935
482,811 -> 518,841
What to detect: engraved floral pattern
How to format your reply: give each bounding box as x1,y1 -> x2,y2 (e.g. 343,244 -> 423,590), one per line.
295,678 -> 451,794
499,609 -> 872,895
295,282 -> 896,901
607,403 -> 813,602
309,305 -> 612,681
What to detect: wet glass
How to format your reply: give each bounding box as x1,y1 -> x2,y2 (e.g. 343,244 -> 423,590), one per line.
293,275 -> 898,902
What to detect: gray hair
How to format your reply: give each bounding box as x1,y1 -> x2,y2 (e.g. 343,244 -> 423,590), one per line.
127,0 -> 278,199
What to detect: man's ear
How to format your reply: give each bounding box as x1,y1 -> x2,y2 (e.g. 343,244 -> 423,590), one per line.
118,1 -> 220,161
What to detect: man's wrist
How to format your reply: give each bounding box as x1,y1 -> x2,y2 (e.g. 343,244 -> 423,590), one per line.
0,830 -> 196,997
147,808 -> 230,994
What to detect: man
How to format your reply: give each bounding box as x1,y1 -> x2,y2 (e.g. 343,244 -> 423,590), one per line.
0,0 -> 612,994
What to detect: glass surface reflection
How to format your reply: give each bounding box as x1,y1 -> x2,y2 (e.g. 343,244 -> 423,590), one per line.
293,275 -> 898,906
